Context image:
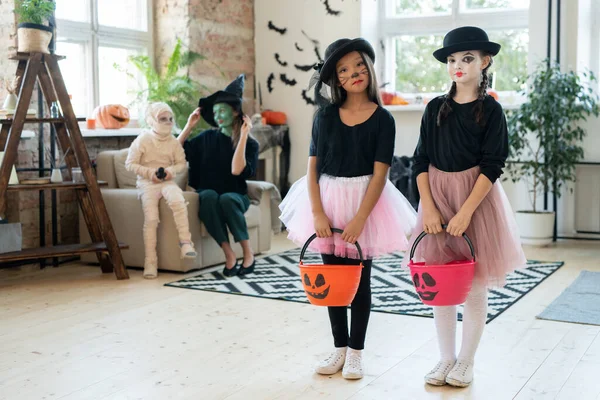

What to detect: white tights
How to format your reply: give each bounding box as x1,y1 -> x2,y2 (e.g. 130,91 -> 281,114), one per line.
433,282 -> 488,363
140,181 -> 192,262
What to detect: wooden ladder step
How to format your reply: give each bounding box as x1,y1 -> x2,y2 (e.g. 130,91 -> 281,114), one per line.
0,117 -> 86,124
6,181 -> 108,192
0,242 -> 129,263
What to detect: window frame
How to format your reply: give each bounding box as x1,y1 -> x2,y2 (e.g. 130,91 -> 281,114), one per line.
379,0 -> 529,96
55,0 -> 153,120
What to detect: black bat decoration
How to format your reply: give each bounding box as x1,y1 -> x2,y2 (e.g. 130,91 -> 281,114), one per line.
294,64 -> 315,72
380,40 -> 385,51
280,74 -> 297,86
323,0 -> 342,16
267,73 -> 275,93
295,42 -> 304,52
314,47 -> 323,63
268,21 -> 287,35
302,30 -> 319,45
301,89 -> 316,105
275,53 -> 288,67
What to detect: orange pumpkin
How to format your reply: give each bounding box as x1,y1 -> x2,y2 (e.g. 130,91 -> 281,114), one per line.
93,104 -> 130,129
261,110 -> 287,125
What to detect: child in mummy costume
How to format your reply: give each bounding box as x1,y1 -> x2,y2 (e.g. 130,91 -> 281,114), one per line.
126,102 -> 197,278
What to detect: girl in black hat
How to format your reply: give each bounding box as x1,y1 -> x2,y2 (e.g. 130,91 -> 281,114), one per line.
279,38 -> 417,379
403,26 -> 526,387
178,74 -> 260,277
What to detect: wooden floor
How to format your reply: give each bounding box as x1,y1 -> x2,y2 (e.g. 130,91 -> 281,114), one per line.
1,234 -> 600,400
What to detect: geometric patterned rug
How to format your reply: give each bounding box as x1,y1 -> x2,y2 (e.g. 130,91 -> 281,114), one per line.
165,248 -> 564,324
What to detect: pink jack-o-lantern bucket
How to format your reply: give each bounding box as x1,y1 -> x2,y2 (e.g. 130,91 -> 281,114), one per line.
408,225 -> 476,306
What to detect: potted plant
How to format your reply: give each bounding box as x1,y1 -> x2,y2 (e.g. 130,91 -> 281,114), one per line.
506,61 -> 599,245
117,39 -> 220,138
14,0 -> 55,54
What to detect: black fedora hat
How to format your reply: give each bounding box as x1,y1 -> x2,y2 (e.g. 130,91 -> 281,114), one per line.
318,38 -> 375,83
198,74 -> 244,127
433,26 -> 501,63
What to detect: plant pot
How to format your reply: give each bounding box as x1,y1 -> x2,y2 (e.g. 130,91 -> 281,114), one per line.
2,93 -> 17,111
0,222 -> 22,254
17,23 -> 53,54
515,211 -> 556,246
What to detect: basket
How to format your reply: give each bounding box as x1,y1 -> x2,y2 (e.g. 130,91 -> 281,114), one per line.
408,225 -> 476,306
298,228 -> 363,306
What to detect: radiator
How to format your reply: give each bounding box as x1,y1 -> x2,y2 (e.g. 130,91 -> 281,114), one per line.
575,164 -> 600,233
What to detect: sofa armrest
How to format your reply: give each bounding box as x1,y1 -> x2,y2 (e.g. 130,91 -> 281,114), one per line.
247,180 -> 282,234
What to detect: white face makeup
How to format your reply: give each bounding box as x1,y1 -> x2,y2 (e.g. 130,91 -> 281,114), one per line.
446,50 -> 489,86
336,51 -> 369,93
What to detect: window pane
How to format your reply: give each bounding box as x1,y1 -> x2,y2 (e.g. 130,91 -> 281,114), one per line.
393,30 -> 529,94
395,35 -> 449,93
56,41 -> 88,117
98,46 -> 145,118
55,0 -> 89,22
488,29 -> 529,92
463,0 -> 529,10
392,0 -> 452,16
98,0 -> 147,31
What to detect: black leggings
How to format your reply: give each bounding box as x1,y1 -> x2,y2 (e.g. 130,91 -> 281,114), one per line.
321,254 -> 373,350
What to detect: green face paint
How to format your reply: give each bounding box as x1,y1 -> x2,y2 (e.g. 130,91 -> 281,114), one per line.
213,103 -> 236,136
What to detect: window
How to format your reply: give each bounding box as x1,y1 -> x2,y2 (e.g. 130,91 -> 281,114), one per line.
381,0 -> 529,97
54,0 -> 152,120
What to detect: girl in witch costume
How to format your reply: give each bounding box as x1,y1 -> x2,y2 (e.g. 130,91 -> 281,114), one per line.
125,102 -> 198,279
178,74 -> 259,277
279,38 -> 417,379
403,26 -> 527,387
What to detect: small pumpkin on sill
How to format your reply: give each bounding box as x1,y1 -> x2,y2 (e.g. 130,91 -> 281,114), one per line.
93,104 -> 130,129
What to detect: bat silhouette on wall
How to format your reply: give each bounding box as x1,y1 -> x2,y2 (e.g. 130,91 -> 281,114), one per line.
280,74 -> 297,86
314,47 -> 323,63
268,21 -> 287,35
275,53 -> 288,67
302,30 -> 319,46
267,73 -> 275,93
301,89 -> 316,106
323,0 -> 342,16
294,64 -> 315,72
295,42 -> 304,52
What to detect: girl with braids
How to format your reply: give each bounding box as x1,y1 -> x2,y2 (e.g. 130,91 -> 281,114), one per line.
280,38 -> 416,380
404,26 -> 526,387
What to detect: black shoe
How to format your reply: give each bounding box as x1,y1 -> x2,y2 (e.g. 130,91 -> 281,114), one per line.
238,260 -> 255,276
222,263 -> 239,277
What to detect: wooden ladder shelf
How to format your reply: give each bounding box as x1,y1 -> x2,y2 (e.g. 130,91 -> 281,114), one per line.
0,52 -> 129,279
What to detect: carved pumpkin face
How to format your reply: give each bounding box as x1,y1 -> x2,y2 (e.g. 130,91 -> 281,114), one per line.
303,273 -> 330,300
413,272 -> 438,302
93,104 -> 130,129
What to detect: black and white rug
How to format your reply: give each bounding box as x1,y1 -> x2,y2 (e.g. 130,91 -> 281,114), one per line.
165,249 -> 564,323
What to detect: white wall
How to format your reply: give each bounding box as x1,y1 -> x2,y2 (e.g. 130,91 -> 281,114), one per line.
254,0 -> 361,183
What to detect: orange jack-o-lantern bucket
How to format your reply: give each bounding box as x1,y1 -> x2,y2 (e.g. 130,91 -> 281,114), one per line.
408,225 -> 476,306
298,228 -> 363,307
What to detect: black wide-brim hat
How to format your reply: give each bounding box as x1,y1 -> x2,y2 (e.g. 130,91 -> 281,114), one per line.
433,26 -> 501,63
318,38 -> 375,83
198,74 -> 245,127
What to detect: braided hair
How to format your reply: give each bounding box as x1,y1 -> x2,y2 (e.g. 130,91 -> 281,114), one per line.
436,52 -> 493,128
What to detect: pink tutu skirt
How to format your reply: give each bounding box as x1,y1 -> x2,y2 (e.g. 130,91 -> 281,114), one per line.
280,174 -> 417,259
402,165 -> 527,287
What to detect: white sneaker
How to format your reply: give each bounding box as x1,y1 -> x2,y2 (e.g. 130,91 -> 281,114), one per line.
315,347 -> 347,375
445,359 -> 474,387
143,258 -> 158,279
424,360 -> 456,386
342,348 -> 364,380
180,242 -> 197,259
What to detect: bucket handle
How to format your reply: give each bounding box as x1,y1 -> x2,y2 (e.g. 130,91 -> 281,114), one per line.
409,224 -> 475,262
299,228 -> 364,264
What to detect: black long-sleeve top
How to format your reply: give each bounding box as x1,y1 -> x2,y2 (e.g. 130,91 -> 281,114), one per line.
183,129 -> 259,195
413,95 -> 508,183
309,105 -> 396,177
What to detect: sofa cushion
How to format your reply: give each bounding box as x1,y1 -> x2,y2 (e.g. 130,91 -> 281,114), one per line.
113,149 -> 137,189
200,204 -> 261,238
